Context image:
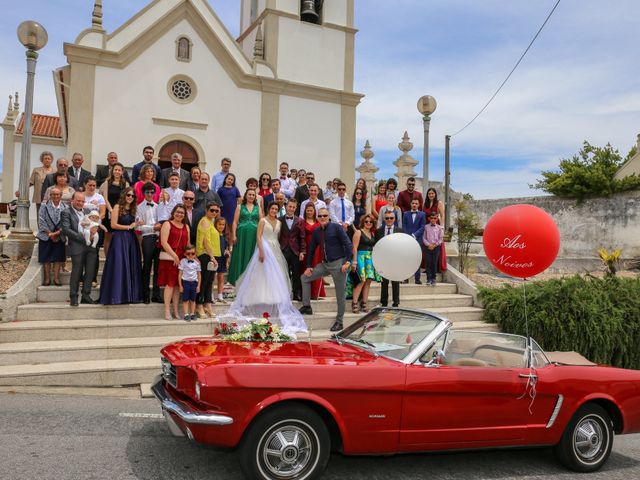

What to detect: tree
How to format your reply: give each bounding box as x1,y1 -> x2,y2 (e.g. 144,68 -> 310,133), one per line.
455,194 -> 481,275
531,141 -> 640,201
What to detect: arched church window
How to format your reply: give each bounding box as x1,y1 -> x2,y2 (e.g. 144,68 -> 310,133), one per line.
300,0 -> 323,24
176,36 -> 192,62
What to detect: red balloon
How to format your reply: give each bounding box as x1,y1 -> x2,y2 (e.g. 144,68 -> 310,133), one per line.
482,204 -> 560,278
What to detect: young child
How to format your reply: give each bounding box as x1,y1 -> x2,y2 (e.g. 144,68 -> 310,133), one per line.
214,217 -> 231,303
423,212 -> 444,286
81,209 -> 107,248
178,245 -> 202,321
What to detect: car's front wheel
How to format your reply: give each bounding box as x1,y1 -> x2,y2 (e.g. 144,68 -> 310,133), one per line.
554,403 -> 614,472
238,404 -> 330,480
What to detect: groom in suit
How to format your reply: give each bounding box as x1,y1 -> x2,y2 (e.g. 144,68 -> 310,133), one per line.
402,198 -> 427,284
61,192 -> 98,306
279,199 -> 306,301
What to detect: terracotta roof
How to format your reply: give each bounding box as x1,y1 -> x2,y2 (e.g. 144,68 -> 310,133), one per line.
16,113 -> 62,139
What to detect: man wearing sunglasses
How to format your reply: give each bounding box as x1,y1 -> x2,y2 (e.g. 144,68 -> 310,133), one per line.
294,171 -> 324,215
300,207 -> 352,331
375,213 -> 405,307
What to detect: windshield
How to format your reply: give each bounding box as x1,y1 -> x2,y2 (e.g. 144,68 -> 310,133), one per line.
338,308 -> 443,361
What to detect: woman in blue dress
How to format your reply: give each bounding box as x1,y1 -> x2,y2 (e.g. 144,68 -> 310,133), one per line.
216,173 -> 241,227
99,187 -> 143,305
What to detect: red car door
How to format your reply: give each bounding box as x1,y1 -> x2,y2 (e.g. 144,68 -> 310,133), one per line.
399,364 -> 535,450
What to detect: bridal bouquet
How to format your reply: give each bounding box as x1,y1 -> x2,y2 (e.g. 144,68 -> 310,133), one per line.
214,313 -> 293,342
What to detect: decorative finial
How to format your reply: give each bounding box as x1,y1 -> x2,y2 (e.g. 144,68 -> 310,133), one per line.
13,92 -> 19,112
398,131 -> 413,153
360,139 -> 375,162
7,95 -> 12,115
253,22 -> 264,60
92,1 -> 104,29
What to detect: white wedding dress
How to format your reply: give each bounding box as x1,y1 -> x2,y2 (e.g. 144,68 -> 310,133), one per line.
221,218 -> 308,335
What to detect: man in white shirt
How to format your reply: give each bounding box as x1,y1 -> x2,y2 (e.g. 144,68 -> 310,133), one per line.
136,185 -> 163,303
328,181 -> 354,230
163,173 -> 185,206
277,162 -> 296,198
299,184 -> 327,215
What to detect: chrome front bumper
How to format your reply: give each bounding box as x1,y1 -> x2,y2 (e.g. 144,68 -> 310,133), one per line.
151,375 -> 234,437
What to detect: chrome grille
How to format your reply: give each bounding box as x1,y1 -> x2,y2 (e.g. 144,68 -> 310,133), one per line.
161,357 -> 177,388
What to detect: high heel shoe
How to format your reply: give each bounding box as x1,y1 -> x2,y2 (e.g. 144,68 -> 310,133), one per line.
351,301 -> 360,314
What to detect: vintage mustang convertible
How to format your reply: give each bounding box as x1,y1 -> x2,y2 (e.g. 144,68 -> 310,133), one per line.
153,307 -> 640,479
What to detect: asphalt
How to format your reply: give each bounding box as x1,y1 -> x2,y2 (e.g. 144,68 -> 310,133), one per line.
0,392 -> 639,480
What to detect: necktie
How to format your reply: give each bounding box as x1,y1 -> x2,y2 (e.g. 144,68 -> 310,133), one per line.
187,260 -> 194,263
286,217 -> 293,220
387,227 -> 391,236
76,168 -> 80,180
320,228 -> 327,262
341,198 -> 345,222
147,202 -> 154,207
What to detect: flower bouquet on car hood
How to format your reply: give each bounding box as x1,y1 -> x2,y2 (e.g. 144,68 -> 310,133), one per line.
213,313 -> 294,342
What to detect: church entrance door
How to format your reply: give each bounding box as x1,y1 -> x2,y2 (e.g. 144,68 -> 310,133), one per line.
158,140 -> 198,171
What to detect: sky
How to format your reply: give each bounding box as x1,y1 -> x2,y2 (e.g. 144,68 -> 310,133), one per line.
1,0 -> 638,199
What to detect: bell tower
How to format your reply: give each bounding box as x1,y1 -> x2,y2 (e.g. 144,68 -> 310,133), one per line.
238,0 -> 356,93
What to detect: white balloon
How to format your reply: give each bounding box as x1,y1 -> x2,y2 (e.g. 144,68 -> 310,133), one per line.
372,233 -> 422,282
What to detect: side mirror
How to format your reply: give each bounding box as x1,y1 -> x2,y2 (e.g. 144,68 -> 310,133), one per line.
425,349 -> 445,367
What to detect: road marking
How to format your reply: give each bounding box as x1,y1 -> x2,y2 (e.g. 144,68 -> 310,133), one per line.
119,412 -> 164,419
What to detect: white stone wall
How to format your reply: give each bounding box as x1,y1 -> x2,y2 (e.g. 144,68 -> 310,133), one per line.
276,16 -> 346,90
277,95 -> 341,184
91,19 -> 262,183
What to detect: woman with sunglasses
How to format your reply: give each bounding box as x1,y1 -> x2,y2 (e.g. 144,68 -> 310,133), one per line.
258,172 -> 272,198
348,214 -> 380,313
351,187 -> 366,231
195,201 -> 221,318
99,187 -> 143,305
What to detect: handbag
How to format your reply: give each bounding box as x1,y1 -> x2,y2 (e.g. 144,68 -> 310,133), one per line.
160,223 -> 184,261
207,261 -> 216,271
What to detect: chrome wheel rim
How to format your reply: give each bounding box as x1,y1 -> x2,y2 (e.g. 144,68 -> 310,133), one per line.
573,416 -> 605,462
260,421 -> 316,479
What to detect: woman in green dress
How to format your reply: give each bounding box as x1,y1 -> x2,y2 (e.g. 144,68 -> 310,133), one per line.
228,188 -> 262,285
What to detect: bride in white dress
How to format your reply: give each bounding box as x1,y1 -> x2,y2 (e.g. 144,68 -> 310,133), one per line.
222,201 -> 308,335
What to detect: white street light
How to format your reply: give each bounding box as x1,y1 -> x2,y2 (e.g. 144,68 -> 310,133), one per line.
417,95 -> 437,193
14,21 -> 48,234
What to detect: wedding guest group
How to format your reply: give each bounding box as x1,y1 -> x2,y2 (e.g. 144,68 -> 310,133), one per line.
30,145 -> 447,331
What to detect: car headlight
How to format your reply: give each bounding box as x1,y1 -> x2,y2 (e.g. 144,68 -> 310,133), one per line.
195,380 -> 201,401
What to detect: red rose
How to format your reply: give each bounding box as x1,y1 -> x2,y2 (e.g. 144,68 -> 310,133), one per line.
253,332 -> 261,339
267,327 -> 273,334
262,312 -> 270,319
220,323 -> 228,330
231,323 -> 238,329
214,328 -> 220,336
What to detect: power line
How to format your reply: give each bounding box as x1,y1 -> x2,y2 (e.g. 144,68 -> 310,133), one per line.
451,0 -> 562,137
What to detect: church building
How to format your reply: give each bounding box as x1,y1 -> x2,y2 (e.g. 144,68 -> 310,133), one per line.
2,0 -> 362,206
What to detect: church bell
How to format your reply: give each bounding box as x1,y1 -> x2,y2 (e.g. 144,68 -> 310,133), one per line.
300,0 -> 320,23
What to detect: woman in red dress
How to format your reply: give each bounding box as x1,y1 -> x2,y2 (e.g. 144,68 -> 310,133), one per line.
372,180 -> 387,223
158,204 -> 190,320
300,203 -> 325,299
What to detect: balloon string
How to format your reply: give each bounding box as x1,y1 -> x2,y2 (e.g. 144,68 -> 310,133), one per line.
523,278 -> 529,339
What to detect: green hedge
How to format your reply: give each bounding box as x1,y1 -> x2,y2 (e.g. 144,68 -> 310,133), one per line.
478,275 -> 640,370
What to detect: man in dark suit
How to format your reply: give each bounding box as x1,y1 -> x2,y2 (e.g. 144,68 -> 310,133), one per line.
279,199 -> 306,301
402,198 -> 427,284
263,178 -> 280,213
293,171 -> 324,215
41,157 -> 78,200
181,190 -> 205,245
61,192 -> 98,306
95,151 -> 131,187
159,152 -> 190,190
132,146 -> 161,184
375,212 -> 405,307
68,152 -> 91,190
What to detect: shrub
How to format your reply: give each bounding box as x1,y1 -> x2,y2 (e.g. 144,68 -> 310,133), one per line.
478,275 -> 640,369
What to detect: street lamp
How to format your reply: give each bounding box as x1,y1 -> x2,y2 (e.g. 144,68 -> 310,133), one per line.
14,20 -> 48,235
417,95 -> 437,194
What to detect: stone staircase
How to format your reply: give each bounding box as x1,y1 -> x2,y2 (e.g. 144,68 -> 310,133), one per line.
0,270 -> 492,387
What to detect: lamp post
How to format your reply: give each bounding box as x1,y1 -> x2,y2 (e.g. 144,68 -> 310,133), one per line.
14,20 -> 48,234
417,95 -> 437,194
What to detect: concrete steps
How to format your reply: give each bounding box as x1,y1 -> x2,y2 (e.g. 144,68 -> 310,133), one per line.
1,274 -> 492,386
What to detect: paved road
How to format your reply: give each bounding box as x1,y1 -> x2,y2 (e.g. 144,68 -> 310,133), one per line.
1,392 -> 639,480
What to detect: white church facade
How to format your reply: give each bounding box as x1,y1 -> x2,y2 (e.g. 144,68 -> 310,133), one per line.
2,0 -> 362,204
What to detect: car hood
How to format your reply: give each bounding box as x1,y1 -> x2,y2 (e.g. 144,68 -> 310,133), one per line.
161,338 -> 383,368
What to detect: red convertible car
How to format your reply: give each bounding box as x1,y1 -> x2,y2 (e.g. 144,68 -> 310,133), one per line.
153,307 -> 640,480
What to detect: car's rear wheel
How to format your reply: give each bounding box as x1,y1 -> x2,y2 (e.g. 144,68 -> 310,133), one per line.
554,403 -> 613,472
238,404 -> 330,480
